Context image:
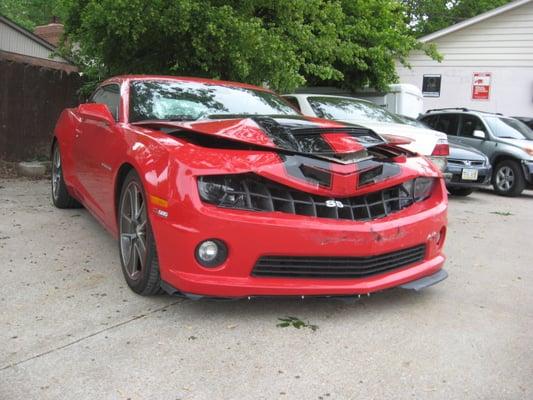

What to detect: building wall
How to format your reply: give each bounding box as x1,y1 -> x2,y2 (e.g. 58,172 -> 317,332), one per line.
0,20 -> 67,63
396,0 -> 533,116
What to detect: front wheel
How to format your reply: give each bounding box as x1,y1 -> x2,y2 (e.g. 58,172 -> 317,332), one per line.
492,160 -> 525,197
448,187 -> 474,197
118,170 -> 162,295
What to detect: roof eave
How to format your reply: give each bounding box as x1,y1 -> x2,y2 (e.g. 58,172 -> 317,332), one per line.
419,0 -> 533,43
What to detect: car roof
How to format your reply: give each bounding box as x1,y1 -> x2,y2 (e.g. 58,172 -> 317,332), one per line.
421,108 -> 503,117
100,75 -> 273,93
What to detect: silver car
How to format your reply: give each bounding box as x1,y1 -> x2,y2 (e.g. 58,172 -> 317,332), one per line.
419,108 -> 533,196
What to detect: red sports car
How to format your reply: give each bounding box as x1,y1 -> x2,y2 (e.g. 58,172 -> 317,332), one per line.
52,75 -> 448,298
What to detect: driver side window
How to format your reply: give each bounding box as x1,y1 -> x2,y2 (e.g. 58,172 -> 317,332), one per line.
460,115 -> 487,138
91,84 -> 120,121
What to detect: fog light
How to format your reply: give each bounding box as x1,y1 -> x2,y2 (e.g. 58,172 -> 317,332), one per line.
195,239 -> 228,267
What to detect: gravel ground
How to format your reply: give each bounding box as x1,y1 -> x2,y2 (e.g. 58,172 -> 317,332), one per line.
0,178 -> 532,400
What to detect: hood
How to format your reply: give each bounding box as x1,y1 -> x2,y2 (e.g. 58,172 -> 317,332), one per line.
133,115 -> 386,161
495,137 -> 533,148
449,143 -> 486,161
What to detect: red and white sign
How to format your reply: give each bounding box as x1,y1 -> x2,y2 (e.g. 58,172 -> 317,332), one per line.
472,72 -> 491,100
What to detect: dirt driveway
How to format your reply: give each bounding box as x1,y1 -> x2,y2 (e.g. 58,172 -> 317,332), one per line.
1,178 -> 532,400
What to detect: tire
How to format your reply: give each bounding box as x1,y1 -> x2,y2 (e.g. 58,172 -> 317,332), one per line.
118,170 -> 162,295
448,187 -> 474,197
492,160 -> 525,197
51,142 -> 81,209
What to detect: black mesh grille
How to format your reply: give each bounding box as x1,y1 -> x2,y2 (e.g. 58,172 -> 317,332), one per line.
199,175 -> 414,221
447,159 -> 484,166
252,244 -> 426,279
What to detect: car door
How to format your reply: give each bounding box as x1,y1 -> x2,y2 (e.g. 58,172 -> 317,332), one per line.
457,114 -> 496,156
73,84 -> 123,222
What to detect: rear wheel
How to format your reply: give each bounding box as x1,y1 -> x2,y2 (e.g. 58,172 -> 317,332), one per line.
448,187 -> 474,197
492,160 -> 525,197
51,143 -> 81,208
118,170 -> 162,295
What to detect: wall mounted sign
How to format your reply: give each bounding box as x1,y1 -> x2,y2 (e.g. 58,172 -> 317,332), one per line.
472,72 -> 491,100
422,75 -> 441,97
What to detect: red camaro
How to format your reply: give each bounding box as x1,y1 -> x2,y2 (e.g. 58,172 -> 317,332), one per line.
52,75 -> 448,298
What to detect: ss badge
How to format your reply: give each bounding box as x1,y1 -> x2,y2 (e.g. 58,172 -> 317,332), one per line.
325,200 -> 344,208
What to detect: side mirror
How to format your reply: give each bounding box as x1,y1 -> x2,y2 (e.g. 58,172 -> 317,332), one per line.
78,103 -> 115,125
473,130 -> 486,139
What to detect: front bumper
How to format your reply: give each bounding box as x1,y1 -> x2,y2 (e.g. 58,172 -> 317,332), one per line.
445,164 -> 492,189
150,180 -> 448,297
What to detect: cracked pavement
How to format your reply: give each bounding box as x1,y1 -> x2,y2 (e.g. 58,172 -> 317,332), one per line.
0,178 -> 532,399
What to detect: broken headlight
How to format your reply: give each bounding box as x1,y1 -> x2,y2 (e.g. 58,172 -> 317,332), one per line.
198,175 -> 249,209
400,177 -> 435,206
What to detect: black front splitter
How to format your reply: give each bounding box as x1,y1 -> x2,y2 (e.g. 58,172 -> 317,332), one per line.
160,269 -> 448,301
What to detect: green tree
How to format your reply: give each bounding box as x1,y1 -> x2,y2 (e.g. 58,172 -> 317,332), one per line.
59,0 -> 439,93
0,0 -> 64,30
402,0 -> 512,37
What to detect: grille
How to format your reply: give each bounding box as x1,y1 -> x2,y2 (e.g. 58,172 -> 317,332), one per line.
199,175 -> 414,221
448,159 -> 484,167
252,244 -> 427,279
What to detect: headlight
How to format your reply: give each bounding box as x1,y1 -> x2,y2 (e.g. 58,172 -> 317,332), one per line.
401,177 -> 435,205
413,177 -> 435,201
198,176 -> 249,208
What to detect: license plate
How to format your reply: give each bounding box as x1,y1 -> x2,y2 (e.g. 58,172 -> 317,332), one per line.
461,168 -> 478,181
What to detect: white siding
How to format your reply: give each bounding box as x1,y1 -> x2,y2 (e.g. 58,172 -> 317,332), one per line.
0,20 -> 67,63
396,0 -> 533,116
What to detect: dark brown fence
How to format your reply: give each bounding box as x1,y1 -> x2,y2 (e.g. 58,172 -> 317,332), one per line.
0,58 -> 82,161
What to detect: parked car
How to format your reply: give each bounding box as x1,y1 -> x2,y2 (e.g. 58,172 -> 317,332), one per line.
445,143 -> 491,196
419,108 -> 533,196
52,75 -> 448,297
282,94 -> 449,171
512,116 -> 533,130
395,115 -> 491,196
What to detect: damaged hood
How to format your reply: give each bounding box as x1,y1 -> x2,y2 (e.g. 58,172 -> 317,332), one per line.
133,115 -> 386,158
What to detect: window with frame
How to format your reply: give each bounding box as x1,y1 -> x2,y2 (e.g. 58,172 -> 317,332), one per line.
434,114 -> 459,136
460,115 -> 487,138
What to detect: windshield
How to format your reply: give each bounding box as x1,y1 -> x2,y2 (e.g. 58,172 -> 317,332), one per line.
485,116 -> 533,140
307,96 -> 403,124
129,80 -> 298,122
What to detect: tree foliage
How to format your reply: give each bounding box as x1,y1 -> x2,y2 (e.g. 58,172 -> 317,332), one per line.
402,0 -> 513,37
59,0 -> 439,93
0,0 -> 64,30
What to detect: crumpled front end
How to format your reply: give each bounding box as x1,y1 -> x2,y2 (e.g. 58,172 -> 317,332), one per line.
144,116 -> 448,297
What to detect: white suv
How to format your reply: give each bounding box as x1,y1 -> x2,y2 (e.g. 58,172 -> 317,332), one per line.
283,94 -> 449,170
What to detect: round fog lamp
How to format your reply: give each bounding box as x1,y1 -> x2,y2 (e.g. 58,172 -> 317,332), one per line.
195,239 -> 228,267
